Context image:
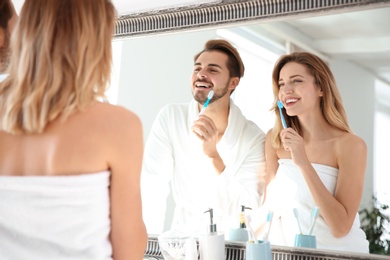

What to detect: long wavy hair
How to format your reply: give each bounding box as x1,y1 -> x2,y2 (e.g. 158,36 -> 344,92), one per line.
270,52 -> 351,148
0,0 -> 116,134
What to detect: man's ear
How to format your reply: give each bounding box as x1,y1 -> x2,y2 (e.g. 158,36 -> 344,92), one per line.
229,77 -> 240,91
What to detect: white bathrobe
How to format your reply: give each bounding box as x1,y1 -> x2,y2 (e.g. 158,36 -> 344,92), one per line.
0,172 -> 112,260
141,99 -> 266,236
253,159 -> 369,253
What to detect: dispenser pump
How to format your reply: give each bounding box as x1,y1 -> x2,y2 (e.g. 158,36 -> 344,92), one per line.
204,208 -> 217,234
240,205 -> 252,228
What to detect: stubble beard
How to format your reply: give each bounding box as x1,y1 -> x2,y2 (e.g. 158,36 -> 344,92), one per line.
193,81 -> 230,105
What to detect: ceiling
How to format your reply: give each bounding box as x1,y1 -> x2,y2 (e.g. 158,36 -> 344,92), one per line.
250,6 -> 390,85
11,1 -> 390,85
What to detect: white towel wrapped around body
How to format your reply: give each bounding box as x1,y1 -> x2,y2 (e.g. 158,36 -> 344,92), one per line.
0,171 -> 112,260
252,159 -> 369,254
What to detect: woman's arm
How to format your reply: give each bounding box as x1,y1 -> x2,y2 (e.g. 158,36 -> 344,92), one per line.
322,134 -> 367,237
262,129 -> 279,204
108,108 -> 147,260
281,128 -> 367,237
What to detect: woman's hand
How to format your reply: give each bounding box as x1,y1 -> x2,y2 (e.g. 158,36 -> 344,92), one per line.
279,128 -> 309,167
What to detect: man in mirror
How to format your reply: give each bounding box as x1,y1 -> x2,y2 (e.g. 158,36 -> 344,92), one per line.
0,0 -> 18,79
142,39 -> 266,236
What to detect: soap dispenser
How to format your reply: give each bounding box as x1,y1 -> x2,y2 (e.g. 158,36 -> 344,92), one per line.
228,205 -> 251,242
198,208 -> 225,260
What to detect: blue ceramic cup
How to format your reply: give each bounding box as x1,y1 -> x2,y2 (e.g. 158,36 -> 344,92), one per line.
245,240 -> 272,260
294,234 -> 317,248
229,228 -> 249,242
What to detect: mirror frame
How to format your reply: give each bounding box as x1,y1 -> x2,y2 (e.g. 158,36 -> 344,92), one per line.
113,0 -> 390,39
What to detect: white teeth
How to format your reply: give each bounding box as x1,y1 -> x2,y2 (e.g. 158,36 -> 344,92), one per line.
286,98 -> 298,104
196,84 -> 209,88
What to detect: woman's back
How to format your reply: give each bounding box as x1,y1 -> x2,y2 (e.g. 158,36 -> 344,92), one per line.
0,101 -> 147,259
0,0 -> 147,258
0,101 -> 137,176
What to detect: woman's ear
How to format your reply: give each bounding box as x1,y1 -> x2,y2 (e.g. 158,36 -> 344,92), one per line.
318,86 -> 324,97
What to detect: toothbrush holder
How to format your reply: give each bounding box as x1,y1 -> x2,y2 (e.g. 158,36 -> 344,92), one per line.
294,234 -> 317,249
245,240 -> 272,260
228,228 -> 249,242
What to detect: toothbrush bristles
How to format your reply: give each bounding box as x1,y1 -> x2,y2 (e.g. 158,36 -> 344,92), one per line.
263,211 -> 273,242
277,100 -> 287,128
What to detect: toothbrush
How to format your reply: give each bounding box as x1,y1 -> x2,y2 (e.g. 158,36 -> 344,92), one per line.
308,207 -> 320,235
293,208 -> 303,234
244,214 -> 258,244
277,100 -> 287,128
198,90 -> 214,116
263,211 -> 273,242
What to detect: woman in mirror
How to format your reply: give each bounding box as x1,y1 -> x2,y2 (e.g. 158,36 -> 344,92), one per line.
0,0 -> 147,259
254,52 -> 369,253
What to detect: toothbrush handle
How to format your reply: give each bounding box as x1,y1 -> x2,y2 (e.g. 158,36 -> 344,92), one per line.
309,218 -> 317,235
279,109 -> 287,128
198,99 -> 210,116
198,106 -> 207,116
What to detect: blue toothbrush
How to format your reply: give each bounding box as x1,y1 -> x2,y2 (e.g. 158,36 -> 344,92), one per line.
277,100 -> 287,128
263,211 -> 273,242
308,207 -> 319,235
198,90 -> 214,116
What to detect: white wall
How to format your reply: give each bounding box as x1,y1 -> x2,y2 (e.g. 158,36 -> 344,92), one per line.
116,30 -> 218,140
330,60 -> 376,209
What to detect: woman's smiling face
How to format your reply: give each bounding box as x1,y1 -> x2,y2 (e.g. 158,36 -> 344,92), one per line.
278,62 -> 323,116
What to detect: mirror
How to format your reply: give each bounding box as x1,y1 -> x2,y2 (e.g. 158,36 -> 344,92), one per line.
109,0 -> 390,256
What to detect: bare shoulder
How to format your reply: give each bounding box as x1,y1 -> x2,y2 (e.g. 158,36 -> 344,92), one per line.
84,102 -> 143,162
265,128 -> 280,157
265,128 -> 273,142
335,132 -> 367,165
336,132 -> 367,152
85,102 -> 142,132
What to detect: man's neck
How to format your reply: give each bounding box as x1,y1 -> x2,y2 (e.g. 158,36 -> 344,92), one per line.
201,98 -> 230,137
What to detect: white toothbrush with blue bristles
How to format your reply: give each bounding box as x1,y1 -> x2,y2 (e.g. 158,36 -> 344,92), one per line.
263,211 -> 273,242
293,208 -> 303,234
277,100 -> 287,128
198,90 -> 214,116
244,214 -> 258,244
308,207 -> 319,235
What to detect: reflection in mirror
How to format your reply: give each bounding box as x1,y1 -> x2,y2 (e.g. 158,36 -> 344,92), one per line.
109,2 -> 390,256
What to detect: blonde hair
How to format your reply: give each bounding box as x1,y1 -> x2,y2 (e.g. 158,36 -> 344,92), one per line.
270,52 -> 351,148
0,0 -> 116,134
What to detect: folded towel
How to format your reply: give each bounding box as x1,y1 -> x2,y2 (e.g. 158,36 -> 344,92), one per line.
0,171 -> 112,260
